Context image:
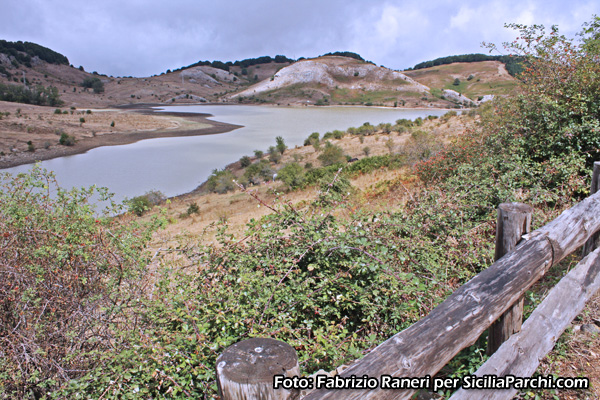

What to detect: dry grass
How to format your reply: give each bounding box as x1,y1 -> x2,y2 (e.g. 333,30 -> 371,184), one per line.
144,114 -> 474,250
0,101 -> 202,156
404,61 -> 519,99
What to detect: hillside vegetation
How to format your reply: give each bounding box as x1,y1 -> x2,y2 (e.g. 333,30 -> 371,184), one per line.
2,17 -> 600,399
404,60 -> 519,100
409,53 -> 525,77
230,56 -> 448,108
0,41 -> 516,109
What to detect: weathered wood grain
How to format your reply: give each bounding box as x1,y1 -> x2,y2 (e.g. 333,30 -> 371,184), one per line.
217,338 -> 301,400
303,190 -> 600,400
488,203 -> 532,355
449,247 -> 600,400
582,162 -> 600,257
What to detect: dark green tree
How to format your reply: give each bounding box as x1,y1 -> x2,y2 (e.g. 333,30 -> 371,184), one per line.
275,136 -> 287,155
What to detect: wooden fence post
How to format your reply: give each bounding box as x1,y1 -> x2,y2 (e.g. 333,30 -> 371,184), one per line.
216,337 -> 300,400
487,202 -> 533,355
582,161 -> 600,257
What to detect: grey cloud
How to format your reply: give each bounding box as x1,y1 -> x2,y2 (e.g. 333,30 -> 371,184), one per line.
0,0 -> 596,77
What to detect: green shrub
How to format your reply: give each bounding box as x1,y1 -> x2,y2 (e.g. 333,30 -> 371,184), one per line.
126,190 -> 165,216
59,132 -> 76,146
0,167 -> 159,398
275,136 -> 287,155
244,160 -> 274,184
268,146 -> 282,164
304,132 -> 320,146
440,110 -> 458,123
0,83 -> 63,106
206,169 -> 236,194
332,129 -> 345,139
318,141 -> 346,166
187,202 -> 200,215
239,155 -> 252,168
277,162 -> 306,189
81,77 -> 104,94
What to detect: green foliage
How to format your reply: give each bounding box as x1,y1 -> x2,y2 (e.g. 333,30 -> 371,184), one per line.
0,40 -> 69,65
268,146 -> 282,164
415,18 -> 597,210
317,141 -> 346,166
126,190 -> 166,216
206,169 -> 236,194
275,136 -> 287,155
0,83 -> 63,106
357,122 -> 376,136
320,51 -> 365,61
0,167 -> 158,398
482,19 -> 600,169
81,77 -> 104,94
239,155 -> 252,168
58,132 -> 76,146
244,159 -> 274,184
254,149 -> 264,159
186,202 -> 200,216
277,162 -> 306,189
304,131 -> 320,146
332,129 -> 345,139
59,162 -> 495,398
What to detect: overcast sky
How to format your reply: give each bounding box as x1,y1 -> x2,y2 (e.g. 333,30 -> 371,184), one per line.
1,0 -> 597,77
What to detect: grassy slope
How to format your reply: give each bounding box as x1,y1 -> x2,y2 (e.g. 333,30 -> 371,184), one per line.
145,114 -> 471,245
403,60 -> 519,99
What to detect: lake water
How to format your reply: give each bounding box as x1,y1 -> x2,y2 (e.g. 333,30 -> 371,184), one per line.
1,105 -> 447,204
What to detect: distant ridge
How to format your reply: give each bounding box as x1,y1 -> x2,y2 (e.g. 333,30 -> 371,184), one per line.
173,55 -> 295,73
409,53 -> 526,77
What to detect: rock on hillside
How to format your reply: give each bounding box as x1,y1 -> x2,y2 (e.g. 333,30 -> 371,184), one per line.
229,56 -> 430,100
442,89 -> 475,106
180,66 -> 239,86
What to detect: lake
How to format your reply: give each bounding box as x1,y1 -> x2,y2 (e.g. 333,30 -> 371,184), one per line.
1,105 -> 448,204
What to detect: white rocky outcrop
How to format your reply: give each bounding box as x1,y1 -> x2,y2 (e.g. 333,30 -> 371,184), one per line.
477,94 -> 495,104
230,56 -> 430,98
442,89 -> 475,105
172,94 -> 207,102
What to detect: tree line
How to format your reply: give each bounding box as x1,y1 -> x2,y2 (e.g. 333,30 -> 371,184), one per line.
0,82 -> 63,106
0,40 -> 69,66
174,55 -> 295,73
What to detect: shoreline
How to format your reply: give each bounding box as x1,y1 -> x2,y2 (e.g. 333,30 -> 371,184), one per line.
0,104 -> 242,170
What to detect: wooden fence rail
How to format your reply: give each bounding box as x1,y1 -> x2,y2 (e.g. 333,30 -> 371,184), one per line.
217,162 -> 600,400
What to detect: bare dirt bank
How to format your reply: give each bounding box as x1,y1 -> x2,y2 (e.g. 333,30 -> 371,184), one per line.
0,102 -> 241,169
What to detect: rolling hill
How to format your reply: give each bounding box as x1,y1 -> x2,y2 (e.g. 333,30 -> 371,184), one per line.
0,40 -> 519,109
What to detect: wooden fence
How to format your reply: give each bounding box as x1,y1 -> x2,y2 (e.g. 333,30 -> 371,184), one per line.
216,162 -> 600,400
